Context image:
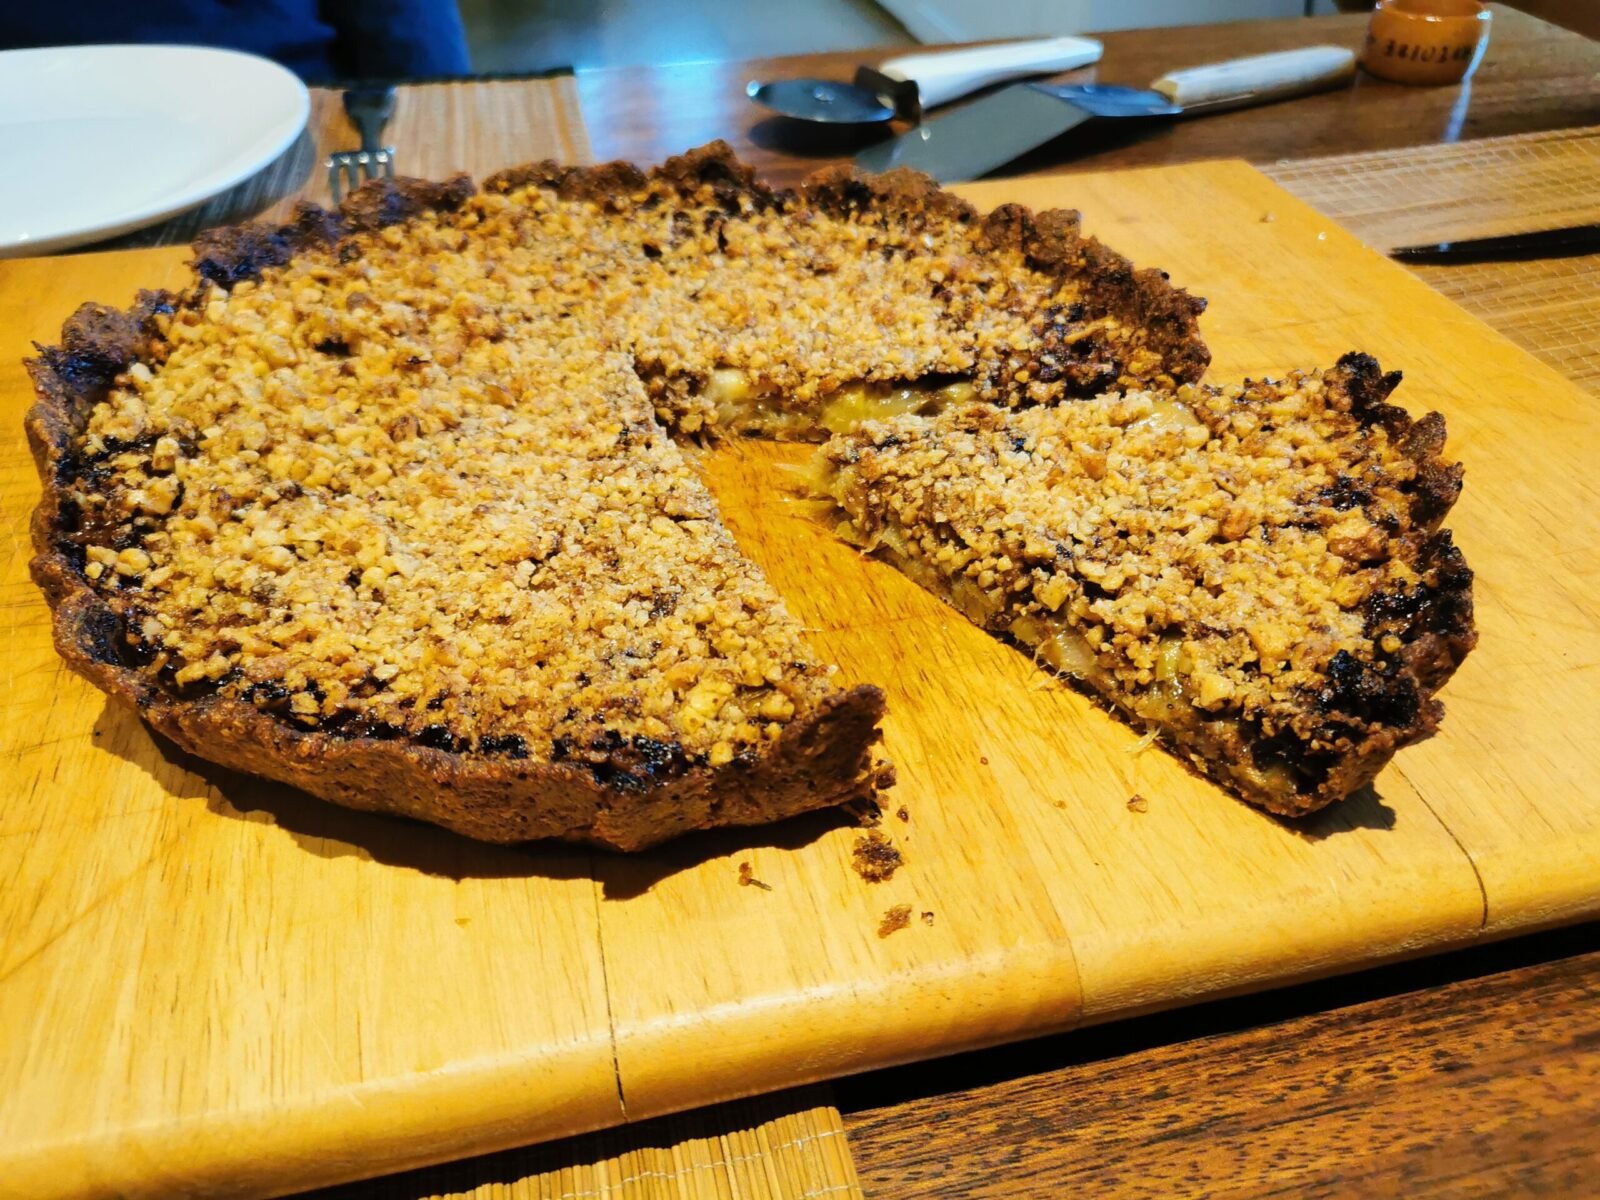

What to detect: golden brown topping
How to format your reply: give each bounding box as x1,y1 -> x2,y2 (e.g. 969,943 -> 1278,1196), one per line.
48,143 -> 1204,777
64,236 -> 839,761
816,355 -> 1475,812
822,367 -> 1441,713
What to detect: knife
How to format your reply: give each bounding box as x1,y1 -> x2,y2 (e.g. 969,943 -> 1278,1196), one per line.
748,37 -> 1105,125
854,46 -> 1357,182
1391,224 -> 1600,264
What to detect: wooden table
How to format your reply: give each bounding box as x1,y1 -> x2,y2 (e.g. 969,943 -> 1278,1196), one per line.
20,7 -> 1600,1197
576,4 -> 1600,186
92,3 -> 1600,252
842,923 -> 1600,1197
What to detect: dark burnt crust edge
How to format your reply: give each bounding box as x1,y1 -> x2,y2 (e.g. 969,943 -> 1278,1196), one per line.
26,148 -> 916,853
970,199 -> 1210,393
1212,351 -> 1476,816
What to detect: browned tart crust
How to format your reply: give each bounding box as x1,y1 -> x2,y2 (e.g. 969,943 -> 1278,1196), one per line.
26,143 -> 1207,850
813,354 -> 1476,816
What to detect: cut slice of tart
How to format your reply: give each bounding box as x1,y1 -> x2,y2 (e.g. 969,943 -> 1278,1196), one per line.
810,353 -> 1476,815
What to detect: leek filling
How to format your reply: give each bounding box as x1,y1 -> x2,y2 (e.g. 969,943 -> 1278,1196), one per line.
702,368 -> 976,439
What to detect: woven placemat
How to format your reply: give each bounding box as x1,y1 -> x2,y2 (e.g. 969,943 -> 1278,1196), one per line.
302,1088 -> 862,1200
1266,126 -> 1600,393
105,76 -> 594,250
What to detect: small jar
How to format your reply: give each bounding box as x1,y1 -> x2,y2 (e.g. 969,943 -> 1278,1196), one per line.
1361,0 -> 1492,86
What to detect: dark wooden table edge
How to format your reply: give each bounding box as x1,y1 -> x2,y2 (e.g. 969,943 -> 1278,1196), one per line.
295,921 -> 1600,1195
835,919 -> 1600,1117
841,922 -> 1600,1196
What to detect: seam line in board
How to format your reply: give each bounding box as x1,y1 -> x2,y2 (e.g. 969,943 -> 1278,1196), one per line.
1059,893 -> 1089,1035
591,870 -> 628,1119
1396,764 -> 1490,932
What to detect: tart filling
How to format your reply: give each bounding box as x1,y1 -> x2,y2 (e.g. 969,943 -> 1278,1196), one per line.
811,353 -> 1476,815
704,369 -> 978,439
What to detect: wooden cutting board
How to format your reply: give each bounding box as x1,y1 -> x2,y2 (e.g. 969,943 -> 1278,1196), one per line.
3,160 -> 1597,1200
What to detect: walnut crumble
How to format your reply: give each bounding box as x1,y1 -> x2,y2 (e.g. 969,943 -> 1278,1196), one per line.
76,308 -> 834,764
479,145 -> 1208,437
26,143 -> 1207,849
813,354 -> 1476,815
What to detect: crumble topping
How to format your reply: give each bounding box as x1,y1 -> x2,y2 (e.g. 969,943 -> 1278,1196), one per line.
50,144 -> 1206,773
877,905 -> 913,938
481,149 -> 1207,432
850,830 -> 905,882
75,305 -> 825,761
70,292 -> 831,764
820,370 -> 1425,708
815,358 -> 1473,810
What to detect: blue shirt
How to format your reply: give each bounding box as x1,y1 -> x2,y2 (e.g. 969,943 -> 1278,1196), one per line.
1,0 -> 471,83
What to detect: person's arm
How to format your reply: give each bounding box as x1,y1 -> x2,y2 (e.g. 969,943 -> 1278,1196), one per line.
319,0 -> 471,80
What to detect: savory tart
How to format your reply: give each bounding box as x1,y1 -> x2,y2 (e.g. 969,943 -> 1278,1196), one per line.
26,143 -> 1208,849
811,354 -> 1476,815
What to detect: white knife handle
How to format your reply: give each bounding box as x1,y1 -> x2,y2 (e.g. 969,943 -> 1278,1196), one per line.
879,37 -> 1103,110
1152,45 -> 1356,110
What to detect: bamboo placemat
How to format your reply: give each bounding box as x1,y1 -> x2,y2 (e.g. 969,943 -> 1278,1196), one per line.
1266,126 -> 1600,393
304,1089 -> 861,1200
103,76 -> 594,250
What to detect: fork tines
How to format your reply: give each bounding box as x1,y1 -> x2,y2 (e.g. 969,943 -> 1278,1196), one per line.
327,147 -> 396,204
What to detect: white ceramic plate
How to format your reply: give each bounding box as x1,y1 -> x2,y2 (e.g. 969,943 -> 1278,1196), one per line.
0,44 -> 310,257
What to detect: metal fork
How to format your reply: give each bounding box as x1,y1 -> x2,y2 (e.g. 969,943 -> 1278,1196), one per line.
327,87 -> 397,203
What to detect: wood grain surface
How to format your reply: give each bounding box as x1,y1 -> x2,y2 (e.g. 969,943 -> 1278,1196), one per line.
578,6 -> 1600,189
843,923 -> 1600,1198
92,9 -> 1600,254
4,161 -> 1599,1199
1268,126 -> 1600,395
308,1086 -> 860,1200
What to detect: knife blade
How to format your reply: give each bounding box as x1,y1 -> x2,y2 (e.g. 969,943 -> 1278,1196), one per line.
1390,224 -> 1600,264
855,45 -> 1356,182
748,37 -> 1104,125
853,83 -> 1103,182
